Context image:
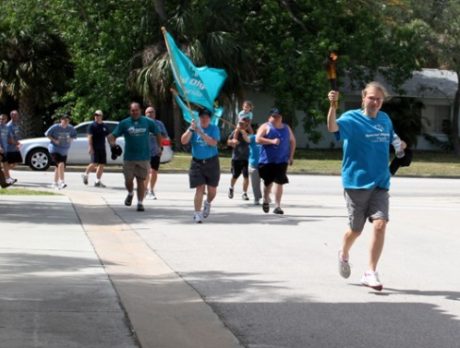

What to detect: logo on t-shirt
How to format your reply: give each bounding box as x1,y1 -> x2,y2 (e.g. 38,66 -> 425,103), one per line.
127,126 -> 147,136
366,123 -> 389,143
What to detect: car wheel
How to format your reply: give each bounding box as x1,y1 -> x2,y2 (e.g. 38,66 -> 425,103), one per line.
27,148 -> 51,171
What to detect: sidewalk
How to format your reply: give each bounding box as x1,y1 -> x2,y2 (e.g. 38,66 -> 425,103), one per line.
0,187 -> 241,348
0,195 -> 138,348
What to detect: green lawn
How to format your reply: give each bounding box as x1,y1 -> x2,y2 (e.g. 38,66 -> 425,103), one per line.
0,188 -> 58,195
162,150 -> 460,177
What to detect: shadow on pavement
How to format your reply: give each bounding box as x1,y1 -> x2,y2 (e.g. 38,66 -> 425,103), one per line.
0,252 -> 138,348
209,301 -> 460,348
0,252 -> 117,275
384,287 -> 460,301
110,270 -> 460,348
0,200 -> 78,225
110,204 -> 344,226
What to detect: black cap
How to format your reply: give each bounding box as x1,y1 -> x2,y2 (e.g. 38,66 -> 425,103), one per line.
269,108 -> 281,116
198,108 -> 212,117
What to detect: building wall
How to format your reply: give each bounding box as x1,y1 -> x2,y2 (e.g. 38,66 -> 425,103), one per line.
243,90 -> 457,150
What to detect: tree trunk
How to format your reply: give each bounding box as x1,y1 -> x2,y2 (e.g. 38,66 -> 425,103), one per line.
18,92 -> 41,138
172,98 -> 184,149
452,71 -> 460,155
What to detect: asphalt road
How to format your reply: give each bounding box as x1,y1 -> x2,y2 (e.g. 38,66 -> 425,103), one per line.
10,170 -> 460,348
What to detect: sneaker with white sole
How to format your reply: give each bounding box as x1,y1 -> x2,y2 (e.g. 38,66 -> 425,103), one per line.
361,271 -> 383,291
146,191 -> 157,200
81,174 -> 88,185
94,181 -> 106,188
193,212 -> 203,223
58,182 -> 67,190
338,251 -> 351,279
228,187 -> 234,199
242,192 -> 249,201
203,201 -> 211,218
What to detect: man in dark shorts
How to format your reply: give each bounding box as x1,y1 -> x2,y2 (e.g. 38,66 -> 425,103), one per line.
108,102 -> 161,212
45,115 -> 77,189
144,106 -> 168,200
227,117 -> 251,201
82,110 -> 109,187
5,110 -> 22,184
181,109 -> 220,223
256,108 -> 296,215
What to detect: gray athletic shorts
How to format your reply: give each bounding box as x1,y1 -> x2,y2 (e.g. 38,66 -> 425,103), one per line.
189,155 -> 220,188
344,188 -> 389,233
123,160 -> 149,181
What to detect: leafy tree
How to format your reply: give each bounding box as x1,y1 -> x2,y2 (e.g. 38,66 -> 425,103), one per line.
129,0 -> 254,145
46,0 -> 160,122
0,2 -> 72,137
237,0 -> 427,142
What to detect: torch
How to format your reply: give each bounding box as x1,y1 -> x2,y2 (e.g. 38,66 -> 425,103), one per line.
326,51 -> 339,108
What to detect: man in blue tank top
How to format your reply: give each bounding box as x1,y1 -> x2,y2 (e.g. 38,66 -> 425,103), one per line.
328,81 -> 405,291
256,108 -> 296,215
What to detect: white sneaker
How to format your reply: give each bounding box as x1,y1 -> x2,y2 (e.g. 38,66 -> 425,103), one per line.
6,177 -> 17,185
338,251 -> 351,279
361,271 -> 383,291
58,182 -> 67,190
193,212 -> 203,223
147,191 -> 157,200
51,183 -> 59,190
203,201 -> 211,218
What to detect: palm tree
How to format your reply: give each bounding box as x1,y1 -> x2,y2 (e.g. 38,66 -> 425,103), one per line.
0,25 -> 72,137
129,0 -> 255,146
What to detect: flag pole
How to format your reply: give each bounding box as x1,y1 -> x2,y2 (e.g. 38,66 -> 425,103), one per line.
161,27 -> 197,124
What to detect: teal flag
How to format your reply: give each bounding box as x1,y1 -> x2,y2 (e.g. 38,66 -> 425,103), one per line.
174,94 -> 223,126
165,31 -> 227,112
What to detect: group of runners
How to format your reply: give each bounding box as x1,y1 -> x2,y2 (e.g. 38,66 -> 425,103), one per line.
1,81 -> 405,291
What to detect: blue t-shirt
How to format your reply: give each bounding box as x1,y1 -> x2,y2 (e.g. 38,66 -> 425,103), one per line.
149,119 -> 168,157
336,109 -> 394,189
0,124 -> 8,152
112,116 -> 159,161
191,124 -> 220,160
6,121 -> 21,152
248,134 -> 261,167
45,124 -> 77,156
258,122 -> 291,164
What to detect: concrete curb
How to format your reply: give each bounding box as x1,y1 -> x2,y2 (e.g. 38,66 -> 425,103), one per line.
67,191 -> 242,348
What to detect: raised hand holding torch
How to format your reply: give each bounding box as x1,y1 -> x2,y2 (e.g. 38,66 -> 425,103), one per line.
326,51 -> 339,109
